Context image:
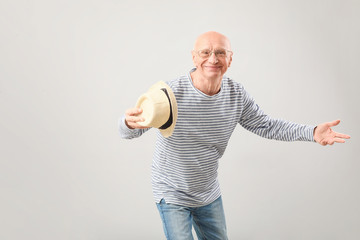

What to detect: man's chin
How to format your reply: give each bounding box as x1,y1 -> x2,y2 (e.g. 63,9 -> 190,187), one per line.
205,71 -> 222,78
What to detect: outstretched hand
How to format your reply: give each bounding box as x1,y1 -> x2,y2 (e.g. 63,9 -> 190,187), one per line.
314,120 -> 350,146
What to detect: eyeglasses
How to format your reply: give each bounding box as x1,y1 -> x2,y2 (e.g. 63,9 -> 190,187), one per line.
195,49 -> 233,59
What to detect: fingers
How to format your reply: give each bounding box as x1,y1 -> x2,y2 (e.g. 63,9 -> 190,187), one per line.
327,138 -> 346,145
319,138 -> 343,146
127,122 -> 148,129
334,131 -> 351,139
125,107 -> 148,129
126,115 -> 145,123
320,135 -> 349,146
126,108 -> 143,116
333,138 -> 346,144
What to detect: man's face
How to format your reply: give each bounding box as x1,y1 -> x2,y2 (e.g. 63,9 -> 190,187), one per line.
192,32 -> 233,80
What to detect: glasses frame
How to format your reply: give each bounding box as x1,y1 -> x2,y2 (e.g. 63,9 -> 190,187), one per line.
195,48 -> 233,59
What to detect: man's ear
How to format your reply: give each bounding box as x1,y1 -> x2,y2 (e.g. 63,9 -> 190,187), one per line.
191,50 -> 197,66
228,54 -> 233,67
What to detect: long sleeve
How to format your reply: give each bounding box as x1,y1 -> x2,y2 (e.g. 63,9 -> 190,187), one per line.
118,115 -> 150,139
238,86 -> 316,142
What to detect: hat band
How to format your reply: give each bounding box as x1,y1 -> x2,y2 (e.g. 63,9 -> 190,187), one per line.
159,88 -> 173,130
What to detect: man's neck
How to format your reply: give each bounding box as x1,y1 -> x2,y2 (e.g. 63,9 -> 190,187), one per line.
190,71 -> 222,96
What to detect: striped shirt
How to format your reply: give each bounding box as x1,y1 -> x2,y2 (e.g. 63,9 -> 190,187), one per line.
119,68 -> 315,207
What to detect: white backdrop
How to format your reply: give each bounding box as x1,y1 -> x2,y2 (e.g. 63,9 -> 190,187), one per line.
1,0 -> 359,239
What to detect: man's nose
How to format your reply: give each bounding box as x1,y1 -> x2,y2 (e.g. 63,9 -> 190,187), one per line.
208,52 -> 218,64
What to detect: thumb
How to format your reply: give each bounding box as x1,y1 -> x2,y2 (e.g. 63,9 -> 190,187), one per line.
328,119 -> 341,127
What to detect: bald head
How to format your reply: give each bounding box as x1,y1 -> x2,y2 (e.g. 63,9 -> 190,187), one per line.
193,31 -> 231,51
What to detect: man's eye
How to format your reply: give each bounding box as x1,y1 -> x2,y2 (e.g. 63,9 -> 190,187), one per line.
201,50 -> 210,55
215,50 -> 226,56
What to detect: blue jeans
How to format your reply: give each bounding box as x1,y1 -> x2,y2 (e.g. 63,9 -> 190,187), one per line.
156,196 -> 228,240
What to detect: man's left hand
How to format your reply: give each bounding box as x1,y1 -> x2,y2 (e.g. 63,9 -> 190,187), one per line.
314,120 -> 351,146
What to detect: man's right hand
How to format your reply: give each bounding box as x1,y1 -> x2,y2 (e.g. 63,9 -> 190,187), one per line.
124,108 -> 148,129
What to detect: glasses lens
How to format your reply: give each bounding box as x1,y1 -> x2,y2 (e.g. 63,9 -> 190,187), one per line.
215,49 -> 227,58
199,49 -> 211,58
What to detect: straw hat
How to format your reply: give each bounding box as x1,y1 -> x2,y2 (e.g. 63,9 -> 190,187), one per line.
135,81 -> 178,137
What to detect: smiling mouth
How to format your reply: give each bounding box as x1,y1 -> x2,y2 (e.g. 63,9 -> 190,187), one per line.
205,66 -> 221,70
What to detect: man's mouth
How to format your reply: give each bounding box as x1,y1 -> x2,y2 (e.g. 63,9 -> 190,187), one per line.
204,66 -> 221,70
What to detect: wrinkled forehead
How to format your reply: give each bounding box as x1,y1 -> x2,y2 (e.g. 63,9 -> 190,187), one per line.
193,33 -> 231,50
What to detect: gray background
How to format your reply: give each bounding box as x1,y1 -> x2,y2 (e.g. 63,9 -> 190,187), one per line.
1,0 -> 359,239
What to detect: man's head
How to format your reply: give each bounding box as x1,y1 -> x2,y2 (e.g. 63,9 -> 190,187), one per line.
191,31 -> 233,80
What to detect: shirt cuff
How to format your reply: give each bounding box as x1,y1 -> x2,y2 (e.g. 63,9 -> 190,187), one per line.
118,115 -> 138,139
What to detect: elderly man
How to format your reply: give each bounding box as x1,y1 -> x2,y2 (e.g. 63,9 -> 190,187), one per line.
119,31 -> 350,240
